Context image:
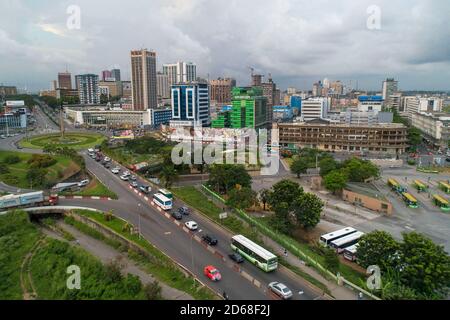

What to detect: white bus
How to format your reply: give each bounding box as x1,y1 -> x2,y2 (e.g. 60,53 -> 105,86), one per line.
153,193 -> 173,211
231,235 -> 278,272
319,227 -> 357,246
330,231 -> 365,254
343,244 -> 359,262
158,189 -> 173,199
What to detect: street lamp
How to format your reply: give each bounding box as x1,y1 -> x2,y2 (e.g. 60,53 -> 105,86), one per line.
137,203 -> 142,239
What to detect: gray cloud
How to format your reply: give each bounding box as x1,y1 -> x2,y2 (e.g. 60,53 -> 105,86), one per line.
0,0 -> 449,91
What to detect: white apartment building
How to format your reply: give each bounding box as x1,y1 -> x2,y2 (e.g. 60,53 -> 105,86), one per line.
411,112 -> 450,150
162,62 -> 197,87
301,98 -> 328,121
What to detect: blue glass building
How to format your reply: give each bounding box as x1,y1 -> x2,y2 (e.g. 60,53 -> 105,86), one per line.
171,83 -> 210,127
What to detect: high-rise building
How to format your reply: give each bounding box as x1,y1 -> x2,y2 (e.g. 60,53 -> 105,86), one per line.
157,72 -> 170,100
251,74 -> 263,87
330,81 -> 344,95
171,82 -> 210,127
229,87 -> 268,129
99,81 -> 123,98
312,81 -> 323,97
163,62 -> 197,87
261,76 -> 277,123
382,78 -> 398,105
130,49 -> 157,110
58,72 -> 72,90
51,80 -> 58,91
0,86 -> 17,96
102,70 -> 113,81
111,69 -> 121,82
209,78 -> 236,105
301,98 -> 329,121
122,81 -> 132,99
75,74 -> 100,105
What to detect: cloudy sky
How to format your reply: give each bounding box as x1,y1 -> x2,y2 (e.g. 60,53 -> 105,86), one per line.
0,0 -> 449,92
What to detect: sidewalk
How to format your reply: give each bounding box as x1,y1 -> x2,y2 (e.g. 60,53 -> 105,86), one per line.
46,221 -> 194,300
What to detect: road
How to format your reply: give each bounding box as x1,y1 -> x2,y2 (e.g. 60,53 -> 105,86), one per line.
58,153 -> 324,300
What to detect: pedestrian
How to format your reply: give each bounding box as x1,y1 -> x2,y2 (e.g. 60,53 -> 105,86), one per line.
223,291 -> 229,300
358,292 -> 363,300
284,249 -> 288,257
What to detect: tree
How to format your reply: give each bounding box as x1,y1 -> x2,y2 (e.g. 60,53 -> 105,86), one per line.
398,232 -> 450,298
342,158 -> 379,182
0,163 -> 10,174
407,127 -> 422,148
292,193 -> 323,229
270,202 -> 294,233
160,165 -> 178,188
26,168 -> 48,187
100,94 -> 109,104
258,188 -> 271,211
356,231 -> 400,270
3,155 -> 21,164
226,187 -> 257,210
144,281 -> 162,300
323,247 -> 340,273
267,179 -> 304,210
207,164 -> 252,194
323,170 -> 348,194
291,157 -> 309,178
319,157 -> 338,177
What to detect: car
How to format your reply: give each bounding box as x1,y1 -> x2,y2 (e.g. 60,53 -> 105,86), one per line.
104,163 -> 111,169
268,282 -> 293,300
123,171 -> 131,177
139,185 -> 152,194
88,148 -> 94,154
130,175 -> 137,181
185,221 -> 198,231
178,206 -> 190,215
203,265 -> 222,282
229,253 -> 244,264
120,174 -> 129,181
171,210 -> 183,220
78,179 -> 90,187
129,181 -> 138,188
202,235 -> 218,246
111,168 -> 120,174
0,135 -> 6,139
104,157 -> 111,162
16,145 -> 23,150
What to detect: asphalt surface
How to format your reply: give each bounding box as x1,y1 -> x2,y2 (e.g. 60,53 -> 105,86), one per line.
58,153 -> 324,300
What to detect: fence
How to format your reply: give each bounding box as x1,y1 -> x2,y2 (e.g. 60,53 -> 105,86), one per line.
202,184 -> 381,300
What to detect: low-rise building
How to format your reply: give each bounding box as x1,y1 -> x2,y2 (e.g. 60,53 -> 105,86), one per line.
342,182 -> 393,215
411,112 -> 450,151
357,95 -> 384,113
275,119 -> 408,155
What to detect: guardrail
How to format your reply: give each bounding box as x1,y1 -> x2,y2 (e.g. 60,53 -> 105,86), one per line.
202,185 -> 381,300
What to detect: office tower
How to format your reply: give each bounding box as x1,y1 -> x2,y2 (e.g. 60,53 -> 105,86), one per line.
171,82 -> 210,127
330,81 -> 344,95
157,72 -> 170,100
209,78 -> 236,105
130,49 -> 157,110
111,69 -> 121,82
121,81 -> 132,99
382,78 -> 398,103
251,74 -> 263,87
301,98 -> 328,121
312,81 -> 323,97
99,81 -> 123,98
51,80 -> 58,90
261,75 -> 277,123
287,87 -> 297,95
58,71 -> 72,90
163,62 -> 197,87
229,87 -> 268,129
102,70 -> 113,81
323,78 -> 330,89
75,74 -> 100,105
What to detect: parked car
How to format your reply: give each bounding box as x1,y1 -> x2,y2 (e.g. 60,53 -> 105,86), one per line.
129,181 -> 138,188
111,167 -> 120,174
139,185 -> 152,194
78,179 -> 90,187
130,175 -> 137,181
178,206 -> 190,215
120,174 -> 129,181
123,171 -> 131,177
104,163 -> 111,169
171,210 -> 183,220
204,265 -> 222,282
229,253 -> 244,264
268,282 -> 293,300
185,221 -> 198,231
104,157 -> 111,162
202,235 -> 218,246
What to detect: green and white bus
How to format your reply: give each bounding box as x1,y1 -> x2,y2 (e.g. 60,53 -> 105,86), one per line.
158,189 -> 173,199
413,180 -> 427,192
439,182 -> 450,194
433,194 -> 450,212
231,235 -> 278,272
402,192 -> 419,208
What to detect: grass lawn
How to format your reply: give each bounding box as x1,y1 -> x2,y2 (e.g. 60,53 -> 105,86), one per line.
20,133 -> 105,151
72,209 -> 217,300
63,178 -> 118,199
102,145 -> 162,167
0,150 -> 80,189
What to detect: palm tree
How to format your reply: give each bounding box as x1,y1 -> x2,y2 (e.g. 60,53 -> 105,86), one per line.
259,188 -> 271,211
160,165 -> 178,188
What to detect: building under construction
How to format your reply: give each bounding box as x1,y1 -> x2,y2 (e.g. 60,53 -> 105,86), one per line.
274,119 -> 408,155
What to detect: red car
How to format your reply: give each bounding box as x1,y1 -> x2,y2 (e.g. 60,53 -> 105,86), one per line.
204,265 -> 222,282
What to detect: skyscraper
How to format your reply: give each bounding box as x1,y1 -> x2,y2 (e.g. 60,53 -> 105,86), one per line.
163,62 -> 197,87
157,72 -> 170,100
111,69 -> 121,82
102,70 -> 113,81
130,49 -> 157,110
209,78 -> 236,105
58,72 -> 72,90
382,78 -> 399,102
261,75 -> 277,123
75,74 -> 100,105
171,82 -> 210,127
229,87 -> 268,129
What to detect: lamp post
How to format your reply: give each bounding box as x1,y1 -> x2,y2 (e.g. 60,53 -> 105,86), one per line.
137,203 -> 142,239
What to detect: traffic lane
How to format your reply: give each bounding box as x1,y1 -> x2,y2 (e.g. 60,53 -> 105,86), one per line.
170,198 -> 321,300
86,155 -> 321,300
61,198 -> 268,300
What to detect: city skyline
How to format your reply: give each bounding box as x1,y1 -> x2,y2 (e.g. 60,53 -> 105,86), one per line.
0,0 -> 449,92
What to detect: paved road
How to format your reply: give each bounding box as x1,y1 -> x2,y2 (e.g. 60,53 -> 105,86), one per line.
58,153 -> 324,300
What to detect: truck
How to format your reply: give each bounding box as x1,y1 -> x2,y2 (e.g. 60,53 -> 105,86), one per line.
0,191 -> 59,211
130,162 -> 149,172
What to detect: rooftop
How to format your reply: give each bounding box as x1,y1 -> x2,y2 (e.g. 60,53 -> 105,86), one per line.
344,182 -> 388,201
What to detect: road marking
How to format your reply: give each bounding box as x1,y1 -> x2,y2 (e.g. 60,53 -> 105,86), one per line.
164,232 -> 172,235
164,213 -> 171,219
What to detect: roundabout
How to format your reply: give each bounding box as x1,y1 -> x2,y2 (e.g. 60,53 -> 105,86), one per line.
19,132 -> 106,150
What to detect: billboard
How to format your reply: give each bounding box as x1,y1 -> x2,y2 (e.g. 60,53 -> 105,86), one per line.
6,100 -> 25,107
112,129 -> 135,140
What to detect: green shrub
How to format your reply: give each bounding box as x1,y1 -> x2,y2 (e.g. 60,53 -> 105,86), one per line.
27,154 -> 57,169
3,155 -> 21,165
0,163 -> 10,174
